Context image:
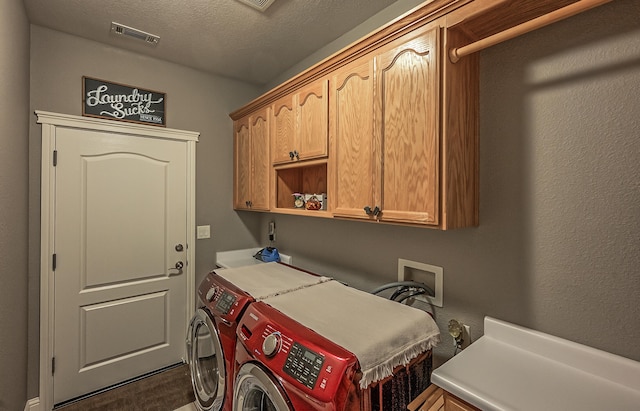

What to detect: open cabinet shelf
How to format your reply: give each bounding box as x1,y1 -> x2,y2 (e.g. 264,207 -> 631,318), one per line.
274,162 -> 328,214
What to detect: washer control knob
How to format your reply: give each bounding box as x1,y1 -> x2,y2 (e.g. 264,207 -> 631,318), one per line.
262,332 -> 281,357
205,286 -> 217,302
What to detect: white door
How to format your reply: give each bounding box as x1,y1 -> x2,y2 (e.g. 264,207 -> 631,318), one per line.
52,126 -> 189,404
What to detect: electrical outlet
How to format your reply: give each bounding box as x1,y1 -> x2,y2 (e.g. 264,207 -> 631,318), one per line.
462,324 -> 471,349
268,221 -> 275,242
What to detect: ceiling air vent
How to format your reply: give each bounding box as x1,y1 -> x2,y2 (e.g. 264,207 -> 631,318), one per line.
235,0 -> 276,12
110,22 -> 160,46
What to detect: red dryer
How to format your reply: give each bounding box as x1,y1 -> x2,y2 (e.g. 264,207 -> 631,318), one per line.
234,301 -> 363,411
232,279 -> 438,411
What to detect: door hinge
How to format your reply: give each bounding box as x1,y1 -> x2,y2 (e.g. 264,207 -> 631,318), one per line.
52,357 -> 55,375
53,150 -> 58,166
52,253 -> 57,271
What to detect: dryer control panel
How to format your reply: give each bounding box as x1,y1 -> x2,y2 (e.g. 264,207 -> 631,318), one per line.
237,301 -> 359,404
283,342 -> 324,389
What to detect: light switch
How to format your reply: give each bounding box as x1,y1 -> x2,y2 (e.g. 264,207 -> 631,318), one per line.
196,225 -> 211,239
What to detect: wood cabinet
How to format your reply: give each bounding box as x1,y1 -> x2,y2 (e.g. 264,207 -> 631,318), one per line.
231,0 -> 480,228
330,23 -> 460,227
271,79 -> 329,164
408,384 -> 480,411
376,25 -> 440,225
229,0 -> 600,227
233,107 -> 270,211
443,392 -> 480,411
329,57 -> 376,220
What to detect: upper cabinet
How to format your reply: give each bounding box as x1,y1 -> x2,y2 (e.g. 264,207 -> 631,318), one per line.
271,79 -> 329,165
329,56 -> 376,220
330,25 -> 441,225
375,26 -> 440,225
230,0 -> 604,228
233,107 -> 270,211
230,0 -> 480,229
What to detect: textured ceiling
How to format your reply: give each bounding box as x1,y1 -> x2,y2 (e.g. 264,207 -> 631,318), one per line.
23,0 -> 399,85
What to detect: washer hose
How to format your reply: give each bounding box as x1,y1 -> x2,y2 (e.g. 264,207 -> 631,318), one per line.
371,281 -> 435,299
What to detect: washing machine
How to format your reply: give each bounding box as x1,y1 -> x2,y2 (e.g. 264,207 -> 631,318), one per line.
233,280 -> 440,411
234,300 -> 362,411
186,263 -> 330,411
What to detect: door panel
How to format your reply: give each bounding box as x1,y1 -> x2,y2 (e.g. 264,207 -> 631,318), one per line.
376,27 -> 440,225
330,57 -> 376,219
297,79 -> 328,161
250,109 -> 270,210
81,292 -> 168,367
234,118 -> 251,209
54,127 -> 188,404
271,95 -> 296,165
83,153 -> 167,286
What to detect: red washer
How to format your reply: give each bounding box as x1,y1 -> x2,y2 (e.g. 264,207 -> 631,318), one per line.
187,272 -> 255,411
233,301 -> 363,411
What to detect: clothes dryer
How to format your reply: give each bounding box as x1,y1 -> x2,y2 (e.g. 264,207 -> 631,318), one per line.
233,280 -> 440,411
234,300 -> 361,411
186,263 -> 330,411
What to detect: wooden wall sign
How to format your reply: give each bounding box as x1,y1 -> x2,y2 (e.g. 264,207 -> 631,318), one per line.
82,76 -> 166,126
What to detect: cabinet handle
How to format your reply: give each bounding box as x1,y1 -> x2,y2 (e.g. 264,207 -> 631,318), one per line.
364,206 -> 381,216
245,200 -> 252,207
289,151 -> 295,160
294,150 -> 299,160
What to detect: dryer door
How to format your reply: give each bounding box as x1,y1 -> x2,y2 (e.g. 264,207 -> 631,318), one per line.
233,363 -> 292,411
187,309 -> 226,411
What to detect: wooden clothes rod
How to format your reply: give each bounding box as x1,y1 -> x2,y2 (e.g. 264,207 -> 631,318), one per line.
449,0 -> 614,63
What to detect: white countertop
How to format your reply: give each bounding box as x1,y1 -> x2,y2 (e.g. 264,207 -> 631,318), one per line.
215,248 -> 292,269
431,316 -> 640,411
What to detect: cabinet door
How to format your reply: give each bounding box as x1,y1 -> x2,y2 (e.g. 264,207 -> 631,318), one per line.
271,94 -> 296,164
330,57 -> 377,219
375,26 -> 440,225
443,392 -> 479,411
250,107 -> 270,210
233,116 -> 252,209
297,79 -> 328,161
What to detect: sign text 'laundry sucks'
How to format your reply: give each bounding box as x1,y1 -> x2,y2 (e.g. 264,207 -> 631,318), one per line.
83,77 -> 166,126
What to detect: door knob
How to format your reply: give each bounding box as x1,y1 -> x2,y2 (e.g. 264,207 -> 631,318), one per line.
175,243 -> 184,252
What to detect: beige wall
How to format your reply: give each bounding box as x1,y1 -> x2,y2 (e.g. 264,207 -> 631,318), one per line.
257,0 -> 640,367
0,0 -> 30,409
27,26 -> 264,398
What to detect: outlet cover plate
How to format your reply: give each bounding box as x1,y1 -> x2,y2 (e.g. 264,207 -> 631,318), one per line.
196,225 -> 211,239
